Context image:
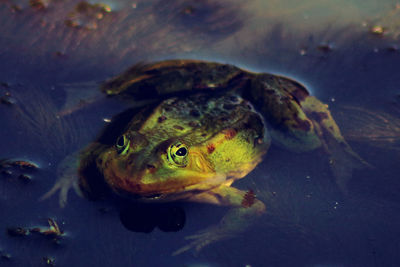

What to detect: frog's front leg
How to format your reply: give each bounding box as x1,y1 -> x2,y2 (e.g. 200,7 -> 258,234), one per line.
173,185 -> 265,256
40,152 -> 82,207
41,142 -> 109,207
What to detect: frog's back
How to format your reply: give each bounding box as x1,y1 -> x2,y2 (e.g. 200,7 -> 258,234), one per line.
101,59 -> 244,99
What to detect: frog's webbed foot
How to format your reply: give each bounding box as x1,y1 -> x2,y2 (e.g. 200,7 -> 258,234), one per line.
58,81 -> 103,116
301,97 -> 371,193
40,174 -> 81,208
327,142 -> 370,193
173,186 -> 265,256
173,225 -> 234,256
40,153 -> 82,208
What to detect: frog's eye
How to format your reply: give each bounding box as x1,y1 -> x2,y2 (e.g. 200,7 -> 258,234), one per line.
116,135 -> 130,155
167,142 -> 189,167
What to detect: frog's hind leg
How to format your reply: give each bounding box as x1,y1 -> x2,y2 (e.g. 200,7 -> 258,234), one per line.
173,186 -> 265,255
246,74 -> 368,192
301,97 -> 370,193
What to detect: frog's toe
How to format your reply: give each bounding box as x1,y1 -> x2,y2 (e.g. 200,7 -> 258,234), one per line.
172,226 -> 232,256
172,240 -> 201,256
172,235 -> 211,256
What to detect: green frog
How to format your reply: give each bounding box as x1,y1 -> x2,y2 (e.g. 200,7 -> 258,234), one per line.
45,60 -> 365,255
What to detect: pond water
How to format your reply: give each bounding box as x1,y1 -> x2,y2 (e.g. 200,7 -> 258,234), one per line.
1,0 -> 400,266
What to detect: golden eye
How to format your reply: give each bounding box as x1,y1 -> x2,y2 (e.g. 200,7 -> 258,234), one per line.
167,142 -> 189,167
116,135 -> 130,155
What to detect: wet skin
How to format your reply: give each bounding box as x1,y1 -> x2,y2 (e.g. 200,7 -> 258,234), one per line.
50,60 -> 365,254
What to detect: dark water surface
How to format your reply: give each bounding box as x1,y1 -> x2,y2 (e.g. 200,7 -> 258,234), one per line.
1,0 -> 400,266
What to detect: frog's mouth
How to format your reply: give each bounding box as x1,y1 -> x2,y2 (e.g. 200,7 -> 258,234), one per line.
102,154 -> 228,202
101,141 -> 267,201
107,169 -> 227,200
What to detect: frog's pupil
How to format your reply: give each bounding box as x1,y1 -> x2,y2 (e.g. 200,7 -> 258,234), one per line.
117,136 -> 125,147
176,147 -> 187,156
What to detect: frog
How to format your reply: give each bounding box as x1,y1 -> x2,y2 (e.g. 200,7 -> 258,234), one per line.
44,59 -> 366,255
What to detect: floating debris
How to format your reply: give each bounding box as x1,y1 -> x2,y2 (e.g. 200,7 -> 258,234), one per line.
65,2 -> 112,30
7,227 -> 29,237
299,48 -> 307,56
31,218 -> 64,240
7,218 -> 64,242
370,26 -> 385,36
367,3 -> 400,39
317,43 -> 334,53
43,256 -> 55,266
333,201 -> 339,210
0,95 -> 16,105
54,51 -> 67,58
18,174 -> 32,183
42,218 -> 64,237
0,159 -> 38,183
7,160 -> 39,171
29,0 -> 49,11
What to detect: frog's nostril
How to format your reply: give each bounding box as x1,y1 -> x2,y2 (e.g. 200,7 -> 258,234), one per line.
146,164 -> 157,174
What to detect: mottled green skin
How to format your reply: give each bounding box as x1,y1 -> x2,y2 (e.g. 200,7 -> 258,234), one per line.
76,59 -> 363,254
100,60 -> 332,152
80,94 -> 269,202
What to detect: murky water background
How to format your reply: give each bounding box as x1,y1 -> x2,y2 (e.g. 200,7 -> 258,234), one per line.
1,0 -> 400,266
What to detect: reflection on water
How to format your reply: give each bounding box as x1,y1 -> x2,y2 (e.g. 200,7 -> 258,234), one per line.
119,203 -> 186,233
1,0 -> 400,266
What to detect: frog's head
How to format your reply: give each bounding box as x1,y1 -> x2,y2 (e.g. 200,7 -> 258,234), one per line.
97,96 -> 271,201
